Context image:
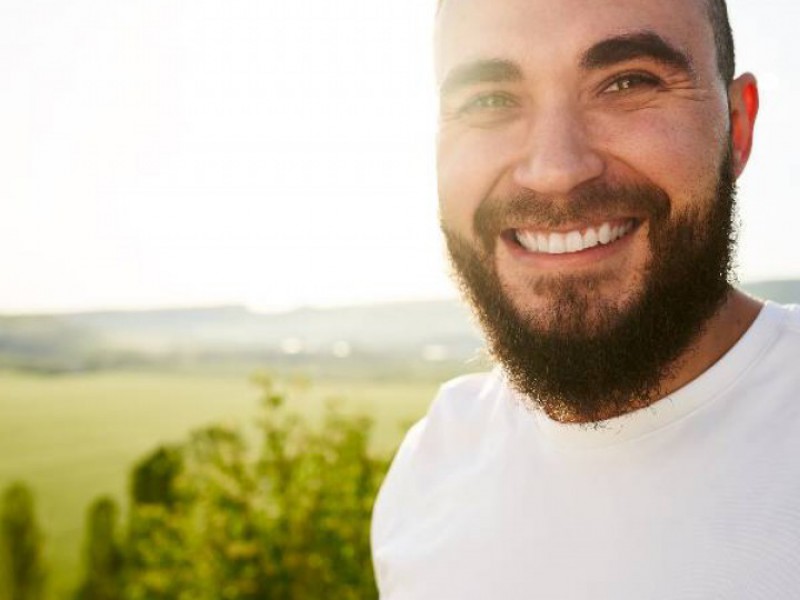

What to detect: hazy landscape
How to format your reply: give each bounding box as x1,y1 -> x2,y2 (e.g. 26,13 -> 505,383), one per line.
4,278 -> 798,377
1,280 -> 797,598
0,298 -> 487,597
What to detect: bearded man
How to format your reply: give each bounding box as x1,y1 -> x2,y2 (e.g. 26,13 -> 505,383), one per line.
371,0 -> 800,597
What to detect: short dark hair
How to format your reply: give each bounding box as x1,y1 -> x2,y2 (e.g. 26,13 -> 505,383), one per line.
707,0 -> 735,83
436,0 -> 736,83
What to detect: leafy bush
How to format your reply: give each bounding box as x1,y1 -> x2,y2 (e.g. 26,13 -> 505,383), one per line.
81,375 -> 390,599
0,482 -> 46,600
73,498 -> 124,600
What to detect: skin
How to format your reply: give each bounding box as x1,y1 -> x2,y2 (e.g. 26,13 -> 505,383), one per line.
435,0 -> 761,422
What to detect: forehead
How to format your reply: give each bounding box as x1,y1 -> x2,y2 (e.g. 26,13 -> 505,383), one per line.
435,0 -> 714,80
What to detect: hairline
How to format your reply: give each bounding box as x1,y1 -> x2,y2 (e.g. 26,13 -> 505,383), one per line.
435,0 -> 735,84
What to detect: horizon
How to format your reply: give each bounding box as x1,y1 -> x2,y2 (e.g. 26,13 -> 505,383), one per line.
1,275 -> 798,318
0,293 -> 464,318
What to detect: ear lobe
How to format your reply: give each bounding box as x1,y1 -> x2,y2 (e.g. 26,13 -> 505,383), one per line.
729,73 -> 759,177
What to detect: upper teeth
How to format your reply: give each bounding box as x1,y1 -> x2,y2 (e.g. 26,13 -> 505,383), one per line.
515,220 -> 635,255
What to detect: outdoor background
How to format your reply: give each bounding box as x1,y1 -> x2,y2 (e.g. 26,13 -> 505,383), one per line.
1,0 -> 799,597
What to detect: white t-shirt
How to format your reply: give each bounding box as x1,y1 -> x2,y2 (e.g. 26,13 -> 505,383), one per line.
372,302 -> 800,599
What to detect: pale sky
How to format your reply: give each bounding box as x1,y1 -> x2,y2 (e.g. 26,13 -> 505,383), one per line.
1,0 -> 798,314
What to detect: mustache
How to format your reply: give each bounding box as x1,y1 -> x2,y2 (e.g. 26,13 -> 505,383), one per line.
472,179 -> 672,252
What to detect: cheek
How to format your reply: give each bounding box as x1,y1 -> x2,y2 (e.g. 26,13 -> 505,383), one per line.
594,108 -> 728,204
437,124 -> 525,234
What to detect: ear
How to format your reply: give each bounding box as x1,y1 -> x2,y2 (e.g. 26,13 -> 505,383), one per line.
728,73 -> 759,178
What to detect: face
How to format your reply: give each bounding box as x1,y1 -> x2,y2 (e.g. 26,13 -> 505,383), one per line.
435,0 -> 751,420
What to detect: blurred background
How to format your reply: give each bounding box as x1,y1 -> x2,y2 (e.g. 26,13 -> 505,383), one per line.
1,0 -> 798,597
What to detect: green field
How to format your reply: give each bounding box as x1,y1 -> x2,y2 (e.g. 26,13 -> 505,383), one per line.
0,369 -> 443,599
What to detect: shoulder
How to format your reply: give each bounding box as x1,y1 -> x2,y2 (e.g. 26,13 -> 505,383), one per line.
726,301 -> 800,418
763,302 -> 800,351
371,370 -> 512,539
426,371 -> 503,431
390,370 -> 506,467
779,303 -> 800,333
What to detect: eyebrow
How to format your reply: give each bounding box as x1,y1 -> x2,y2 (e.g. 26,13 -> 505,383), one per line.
439,32 -> 693,98
580,31 -> 694,76
439,59 -> 522,97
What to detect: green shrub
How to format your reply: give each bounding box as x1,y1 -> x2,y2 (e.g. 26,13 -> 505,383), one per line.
73,497 -> 124,600
73,375 -> 391,599
0,482 -> 46,600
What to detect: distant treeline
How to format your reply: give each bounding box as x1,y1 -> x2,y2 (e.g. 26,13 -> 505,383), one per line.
0,376 -> 388,599
0,300 -> 485,377
2,282 -> 797,376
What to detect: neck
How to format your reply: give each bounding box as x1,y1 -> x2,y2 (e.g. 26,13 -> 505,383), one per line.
551,288 -> 763,424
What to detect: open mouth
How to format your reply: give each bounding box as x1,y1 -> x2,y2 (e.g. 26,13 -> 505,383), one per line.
509,218 -> 640,255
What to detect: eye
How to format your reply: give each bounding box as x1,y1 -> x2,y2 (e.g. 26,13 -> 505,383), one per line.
458,92 -> 518,115
602,73 -> 662,94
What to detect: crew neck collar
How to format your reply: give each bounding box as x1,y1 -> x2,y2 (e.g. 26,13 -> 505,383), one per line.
513,301 -> 787,451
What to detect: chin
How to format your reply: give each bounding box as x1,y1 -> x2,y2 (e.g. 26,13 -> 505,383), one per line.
499,269 -> 647,336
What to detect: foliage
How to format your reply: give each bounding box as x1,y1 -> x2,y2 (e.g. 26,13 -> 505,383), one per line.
130,446 -> 184,509
251,376 -> 385,598
73,498 -> 124,600
0,482 -> 45,600
66,374 -> 392,599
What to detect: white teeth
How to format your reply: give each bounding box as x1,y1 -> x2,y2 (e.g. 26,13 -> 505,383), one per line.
515,231 -> 539,252
548,232 -> 566,254
536,233 -> 549,253
515,220 -> 636,256
598,222 -> 612,244
565,231 -> 583,253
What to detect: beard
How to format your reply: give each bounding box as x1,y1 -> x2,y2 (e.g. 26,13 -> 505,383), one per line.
442,149 -> 738,423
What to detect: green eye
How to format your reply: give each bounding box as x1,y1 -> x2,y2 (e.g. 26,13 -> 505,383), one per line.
461,93 -> 517,114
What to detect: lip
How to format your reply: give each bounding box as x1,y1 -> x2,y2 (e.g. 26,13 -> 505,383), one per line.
512,217 -> 634,236
500,219 -> 644,270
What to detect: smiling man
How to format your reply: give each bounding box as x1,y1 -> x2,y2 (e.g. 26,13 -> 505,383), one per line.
371,0 -> 800,598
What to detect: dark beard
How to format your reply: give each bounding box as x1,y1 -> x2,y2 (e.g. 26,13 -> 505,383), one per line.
443,151 -> 738,423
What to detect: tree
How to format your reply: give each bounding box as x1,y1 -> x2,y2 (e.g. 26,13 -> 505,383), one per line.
0,482 -> 45,600
124,445 -> 193,600
251,376 -> 387,598
74,497 -> 124,600
183,425 -> 269,599
130,446 -> 183,508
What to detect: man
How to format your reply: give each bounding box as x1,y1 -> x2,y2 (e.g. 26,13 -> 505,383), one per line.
372,0 -> 800,597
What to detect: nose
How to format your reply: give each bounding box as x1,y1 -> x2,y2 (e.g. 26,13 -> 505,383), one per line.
512,106 -> 604,195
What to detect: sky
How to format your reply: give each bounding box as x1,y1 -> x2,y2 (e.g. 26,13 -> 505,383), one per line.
1,0 -> 798,314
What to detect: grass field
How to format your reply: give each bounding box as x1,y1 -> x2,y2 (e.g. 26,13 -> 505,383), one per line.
0,369 -> 445,599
